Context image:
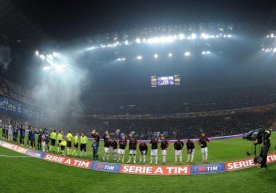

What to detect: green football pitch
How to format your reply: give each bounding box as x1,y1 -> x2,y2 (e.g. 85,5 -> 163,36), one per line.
0,133 -> 275,193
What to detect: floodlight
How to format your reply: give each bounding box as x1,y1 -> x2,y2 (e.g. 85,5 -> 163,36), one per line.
191,33 -> 197,39
178,34 -> 185,40
201,33 -> 209,39
117,57 -> 126,61
136,38 -> 141,44
168,53 -> 173,57
154,54 -> 158,59
86,46 -> 96,51
184,51 -> 191,56
136,55 -> 143,60
46,54 -> 53,59
39,55 -> 46,60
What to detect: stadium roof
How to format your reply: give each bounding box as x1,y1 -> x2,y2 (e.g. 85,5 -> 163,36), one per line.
0,0 -> 276,85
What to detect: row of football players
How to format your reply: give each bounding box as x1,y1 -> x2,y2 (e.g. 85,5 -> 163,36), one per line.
101,132 -> 210,164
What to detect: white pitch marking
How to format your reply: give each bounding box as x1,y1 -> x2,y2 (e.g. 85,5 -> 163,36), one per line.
0,154 -> 30,158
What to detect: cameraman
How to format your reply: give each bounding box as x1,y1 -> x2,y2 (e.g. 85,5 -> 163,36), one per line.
259,129 -> 271,169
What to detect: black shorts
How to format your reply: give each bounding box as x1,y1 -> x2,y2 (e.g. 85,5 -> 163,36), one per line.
67,141 -> 72,147
80,144 -> 86,152
51,139 -> 56,146
74,143 -> 79,148
58,140 -> 62,144
61,146 -> 65,151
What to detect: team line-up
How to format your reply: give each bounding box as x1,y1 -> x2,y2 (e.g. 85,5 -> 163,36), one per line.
1,126 -> 210,164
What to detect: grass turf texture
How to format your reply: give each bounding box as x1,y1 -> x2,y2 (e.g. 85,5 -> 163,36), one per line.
0,146 -> 276,193
0,133 -> 275,193
1,132 -> 275,165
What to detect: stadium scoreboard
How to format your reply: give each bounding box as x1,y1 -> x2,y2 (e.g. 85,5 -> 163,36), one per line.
151,75 -> 180,87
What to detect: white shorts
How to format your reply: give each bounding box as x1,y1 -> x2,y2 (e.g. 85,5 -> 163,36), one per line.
140,150 -> 146,155
175,150 -> 182,156
104,147 -> 110,153
112,149 -> 117,154
201,147 -> 208,154
118,149 -> 125,155
162,150 -> 167,156
151,149 -> 158,156
187,149 -> 195,155
129,149 -> 136,155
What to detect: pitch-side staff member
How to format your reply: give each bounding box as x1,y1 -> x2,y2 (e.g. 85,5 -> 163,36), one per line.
259,129 -> 271,169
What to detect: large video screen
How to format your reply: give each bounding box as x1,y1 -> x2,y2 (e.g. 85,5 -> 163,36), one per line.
151,75 -> 180,87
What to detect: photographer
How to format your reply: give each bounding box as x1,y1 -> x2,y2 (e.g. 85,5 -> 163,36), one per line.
259,129 -> 271,169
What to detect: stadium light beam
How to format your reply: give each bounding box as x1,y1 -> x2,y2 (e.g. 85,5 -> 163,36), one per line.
42,66 -> 51,71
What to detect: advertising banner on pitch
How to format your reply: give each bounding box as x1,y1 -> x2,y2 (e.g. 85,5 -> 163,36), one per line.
225,153 -> 276,171
120,164 -> 190,175
191,163 -> 225,174
91,162 -> 121,173
26,149 -> 45,159
43,153 -> 92,169
0,141 -> 28,154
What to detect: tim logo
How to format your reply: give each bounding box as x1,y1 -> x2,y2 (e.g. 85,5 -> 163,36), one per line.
198,166 -> 219,172
192,163 -> 225,174
27,150 -> 45,159
92,162 -> 121,173
95,164 -> 105,170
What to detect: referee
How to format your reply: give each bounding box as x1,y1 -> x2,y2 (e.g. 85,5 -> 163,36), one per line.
49,130 -> 57,152
80,133 -> 88,158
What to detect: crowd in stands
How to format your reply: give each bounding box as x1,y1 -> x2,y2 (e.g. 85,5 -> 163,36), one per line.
54,109 -> 275,139
84,84 -> 276,115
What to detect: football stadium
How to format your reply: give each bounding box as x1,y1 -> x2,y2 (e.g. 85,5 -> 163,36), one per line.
0,0 -> 276,193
